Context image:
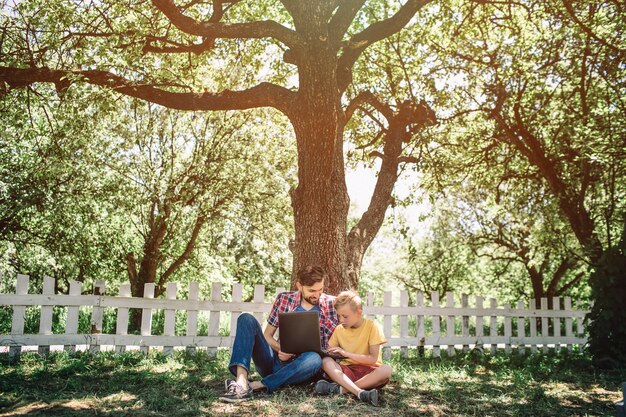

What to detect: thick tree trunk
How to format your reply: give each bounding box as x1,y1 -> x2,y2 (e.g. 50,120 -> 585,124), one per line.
289,60 -> 350,295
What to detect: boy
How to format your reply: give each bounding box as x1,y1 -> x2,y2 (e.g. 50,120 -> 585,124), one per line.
314,290 -> 392,406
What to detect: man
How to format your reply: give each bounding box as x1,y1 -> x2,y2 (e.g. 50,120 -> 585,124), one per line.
219,265 -> 338,402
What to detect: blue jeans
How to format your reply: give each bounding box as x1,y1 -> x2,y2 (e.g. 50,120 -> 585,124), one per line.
228,313 -> 322,393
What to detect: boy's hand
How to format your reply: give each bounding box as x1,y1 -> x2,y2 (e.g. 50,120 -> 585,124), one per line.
327,347 -> 347,356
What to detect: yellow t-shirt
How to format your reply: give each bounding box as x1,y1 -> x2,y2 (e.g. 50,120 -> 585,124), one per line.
328,318 -> 386,366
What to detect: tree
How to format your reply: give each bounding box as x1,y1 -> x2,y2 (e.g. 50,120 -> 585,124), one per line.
0,72 -> 295,305
0,83 -> 131,291
109,102 -> 243,299
0,0 -> 437,294
449,188 -> 587,308
420,0 -> 625,265
98,99 -> 296,328
405,0 -> 625,362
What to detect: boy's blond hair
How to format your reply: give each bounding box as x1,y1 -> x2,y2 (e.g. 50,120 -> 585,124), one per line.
334,290 -> 363,311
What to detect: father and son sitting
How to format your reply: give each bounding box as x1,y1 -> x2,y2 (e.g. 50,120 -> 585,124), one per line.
220,265 -> 392,406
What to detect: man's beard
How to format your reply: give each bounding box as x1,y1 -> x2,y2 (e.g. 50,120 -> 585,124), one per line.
303,294 -> 319,305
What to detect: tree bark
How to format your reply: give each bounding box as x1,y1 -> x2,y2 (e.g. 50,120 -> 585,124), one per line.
288,38 -> 351,295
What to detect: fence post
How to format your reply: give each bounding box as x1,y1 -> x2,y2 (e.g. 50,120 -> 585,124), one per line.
446,292 -> 455,357
253,285 -> 265,324
504,303 -> 512,355
140,283 -> 155,355
382,291 -> 392,361
38,276 -> 55,356
115,283 -> 131,354
432,291 -> 441,358
163,282 -> 177,357
207,282 -> 222,358
9,274 -> 30,361
517,300 -> 525,356
462,294 -> 469,354
366,291 -> 375,347
90,280 -> 106,354
564,297 -> 573,352
475,296 -> 484,353
400,290 -> 408,358
541,297 -> 549,354
576,301 -> 585,348
553,297 -> 561,353
186,282 -> 200,356
230,283 -> 243,344
64,280 -> 82,353
416,291 -> 425,357
489,298 -> 497,355
529,298 -> 538,354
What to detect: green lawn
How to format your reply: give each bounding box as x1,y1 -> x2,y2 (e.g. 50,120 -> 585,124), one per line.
0,348 -> 623,416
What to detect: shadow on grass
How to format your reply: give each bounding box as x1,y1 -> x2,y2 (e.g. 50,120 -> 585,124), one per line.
384,350 -> 624,417
0,349 -> 623,417
0,350 -> 230,417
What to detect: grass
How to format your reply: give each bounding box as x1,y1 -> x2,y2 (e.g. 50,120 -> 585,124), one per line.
0,348 -> 624,417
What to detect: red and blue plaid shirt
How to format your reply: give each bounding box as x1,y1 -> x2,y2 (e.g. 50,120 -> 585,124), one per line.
267,290 -> 338,349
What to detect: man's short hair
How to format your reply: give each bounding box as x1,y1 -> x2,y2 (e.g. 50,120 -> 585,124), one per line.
334,290 -> 363,311
297,265 -> 327,287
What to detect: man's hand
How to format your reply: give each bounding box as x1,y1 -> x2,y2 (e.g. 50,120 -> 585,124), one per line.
278,350 -> 296,361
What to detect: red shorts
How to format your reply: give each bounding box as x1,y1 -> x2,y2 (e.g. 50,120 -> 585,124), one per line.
339,364 -> 379,383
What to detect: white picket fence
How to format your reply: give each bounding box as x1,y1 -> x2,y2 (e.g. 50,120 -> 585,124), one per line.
0,274 -> 588,359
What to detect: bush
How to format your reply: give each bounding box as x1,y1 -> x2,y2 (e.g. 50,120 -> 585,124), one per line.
586,218 -> 626,367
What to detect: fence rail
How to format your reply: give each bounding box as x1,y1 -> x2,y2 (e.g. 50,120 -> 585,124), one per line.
0,274 -> 589,359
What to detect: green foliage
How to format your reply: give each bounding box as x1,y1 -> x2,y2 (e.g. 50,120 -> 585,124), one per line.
1,0 -> 624,310
587,219 -> 626,367
0,86 -> 295,296
353,0 -> 624,306
0,85 -> 135,289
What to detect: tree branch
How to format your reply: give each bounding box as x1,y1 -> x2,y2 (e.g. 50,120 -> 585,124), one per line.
347,97 -> 435,263
139,36 -> 216,55
0,66 -> 297,115
555,271 -> 585,296
158,213 -> 206,290
151,0 -> 301,49
546,256 -> 573,295
345,90 -> 394,122
337,0 -> 432,91
561,0 -> 624,55
490,95 -> 603,263
328,0 -> 366,43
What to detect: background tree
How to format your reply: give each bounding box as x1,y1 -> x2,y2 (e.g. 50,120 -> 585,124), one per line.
0,84 -> 130,292
399,0 -> 625,362
0,78 -> 296,305
421,0 -> 625,263
443,187 -> 587,308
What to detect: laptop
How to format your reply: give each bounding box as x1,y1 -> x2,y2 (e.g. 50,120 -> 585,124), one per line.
278,311 -> 346,360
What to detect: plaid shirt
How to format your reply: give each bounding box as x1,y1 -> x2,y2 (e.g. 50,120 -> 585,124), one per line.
267,290 -> 338,349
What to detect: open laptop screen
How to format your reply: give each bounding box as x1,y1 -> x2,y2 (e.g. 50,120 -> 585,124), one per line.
278,311 -> 322,354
